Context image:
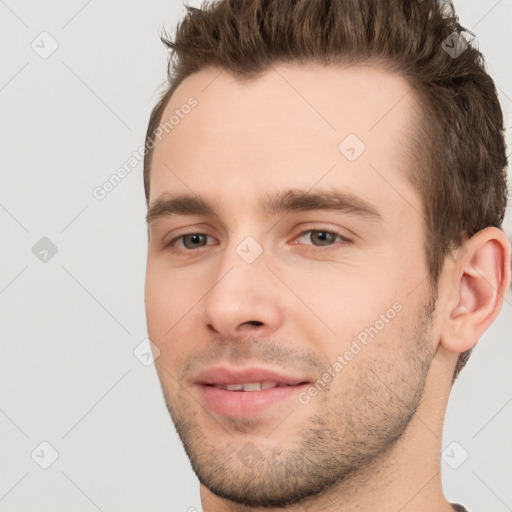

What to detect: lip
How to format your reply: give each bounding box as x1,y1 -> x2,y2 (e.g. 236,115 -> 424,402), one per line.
195,366 -> 310,386
195,366 -> 311,418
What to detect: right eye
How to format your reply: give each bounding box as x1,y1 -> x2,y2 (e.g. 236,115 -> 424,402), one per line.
163,233 -> 217,252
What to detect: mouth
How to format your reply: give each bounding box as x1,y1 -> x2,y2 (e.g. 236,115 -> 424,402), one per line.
210,381 -> 299,391
195,366 -> 311,418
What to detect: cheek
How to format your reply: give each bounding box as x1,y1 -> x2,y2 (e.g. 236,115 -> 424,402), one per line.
144,268 -> 168,336
145,265 -> 184,349
293,276 -> 410,369
145,261 -> 198,325
325,312 -> 412,399
145,263 -> 204,370
287,264 -> 400,332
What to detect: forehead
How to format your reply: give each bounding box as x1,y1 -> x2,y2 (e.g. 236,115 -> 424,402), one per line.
149,63 -> 420,224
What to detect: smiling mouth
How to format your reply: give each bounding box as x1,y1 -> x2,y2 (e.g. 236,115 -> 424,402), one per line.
210,381 -> 300,391
195,365 -> 312,417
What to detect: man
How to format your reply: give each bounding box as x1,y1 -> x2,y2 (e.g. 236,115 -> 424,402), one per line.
143,0 -> 511,510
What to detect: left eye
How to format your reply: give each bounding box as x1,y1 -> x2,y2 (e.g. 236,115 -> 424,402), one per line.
294,229 -> 349,248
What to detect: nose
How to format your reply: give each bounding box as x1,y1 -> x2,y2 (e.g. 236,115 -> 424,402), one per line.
202,242 -> 283,339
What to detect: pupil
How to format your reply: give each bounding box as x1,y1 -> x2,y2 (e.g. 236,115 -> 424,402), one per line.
185,234 -> 205,248
313,231 -> 333,246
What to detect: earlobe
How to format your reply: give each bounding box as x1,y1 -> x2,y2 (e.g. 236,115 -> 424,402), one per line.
440,227 -> 511,355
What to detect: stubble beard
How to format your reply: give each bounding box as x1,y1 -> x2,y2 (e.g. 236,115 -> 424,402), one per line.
159,294 -> 437,508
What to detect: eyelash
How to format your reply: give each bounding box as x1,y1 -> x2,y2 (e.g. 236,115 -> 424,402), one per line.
162,228 -> 352,254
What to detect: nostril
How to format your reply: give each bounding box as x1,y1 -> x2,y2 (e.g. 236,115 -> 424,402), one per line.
247,320 -> 263,327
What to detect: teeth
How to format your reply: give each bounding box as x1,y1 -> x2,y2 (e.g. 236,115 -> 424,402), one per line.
213,381 -> 285,391
242,382 -> 261,391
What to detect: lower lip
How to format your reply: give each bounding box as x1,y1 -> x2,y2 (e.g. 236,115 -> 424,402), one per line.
199,384 -> 309,417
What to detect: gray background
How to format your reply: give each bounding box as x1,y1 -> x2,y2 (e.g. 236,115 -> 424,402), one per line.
0,1 -> 511,511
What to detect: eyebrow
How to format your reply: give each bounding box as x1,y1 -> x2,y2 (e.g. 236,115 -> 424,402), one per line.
146,189 -> 382,226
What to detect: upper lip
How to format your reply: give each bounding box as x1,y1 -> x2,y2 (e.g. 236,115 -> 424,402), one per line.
195,366 -> 311,386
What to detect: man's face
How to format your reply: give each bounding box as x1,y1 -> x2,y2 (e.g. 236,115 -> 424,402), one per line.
145,64 -> 439,507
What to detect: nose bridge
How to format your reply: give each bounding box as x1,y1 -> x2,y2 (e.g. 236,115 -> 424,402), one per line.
201,232 -> 282,336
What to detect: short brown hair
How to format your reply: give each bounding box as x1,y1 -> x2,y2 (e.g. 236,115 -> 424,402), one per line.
143,0 -> 508,380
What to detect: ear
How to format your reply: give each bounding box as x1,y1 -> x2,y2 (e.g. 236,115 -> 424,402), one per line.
439,227 -> 511,354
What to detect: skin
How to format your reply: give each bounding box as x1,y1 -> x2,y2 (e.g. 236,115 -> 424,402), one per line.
144,63 -> 511,511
